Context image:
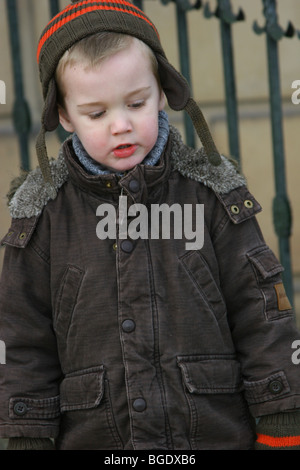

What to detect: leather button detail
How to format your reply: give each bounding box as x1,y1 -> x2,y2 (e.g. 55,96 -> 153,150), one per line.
120,240 -> 134,253
268,380 -> 283,394
230,205 -> 240,215
14,402 -> 28,416
128,179 -> 140,193
122,319 -> 136,333
133,398 -> 147,412
244,199 -> 254,209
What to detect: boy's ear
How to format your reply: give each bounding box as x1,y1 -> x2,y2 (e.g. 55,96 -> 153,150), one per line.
58,105 -> 75,133
159,91 -> 166,111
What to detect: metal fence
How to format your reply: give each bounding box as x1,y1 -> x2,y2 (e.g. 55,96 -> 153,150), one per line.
4,0 -> 299,304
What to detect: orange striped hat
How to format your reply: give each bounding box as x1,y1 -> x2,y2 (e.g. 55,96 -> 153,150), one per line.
36,0 -> 221,198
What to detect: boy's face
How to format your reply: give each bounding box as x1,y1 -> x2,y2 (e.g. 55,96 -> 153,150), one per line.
58,39 -> 165,173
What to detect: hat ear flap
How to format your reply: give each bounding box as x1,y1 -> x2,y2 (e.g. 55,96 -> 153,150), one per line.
157,55 -> 190,111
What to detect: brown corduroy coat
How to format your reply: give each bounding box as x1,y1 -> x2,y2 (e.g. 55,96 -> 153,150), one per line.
1,127 -> 300,450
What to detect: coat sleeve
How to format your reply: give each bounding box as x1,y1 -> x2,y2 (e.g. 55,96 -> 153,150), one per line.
0,217 -> 62,439
213,186 -> 300,418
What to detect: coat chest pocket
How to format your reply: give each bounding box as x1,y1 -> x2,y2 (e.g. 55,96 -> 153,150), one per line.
54,265 -> 84,338
177,356 -> 254,449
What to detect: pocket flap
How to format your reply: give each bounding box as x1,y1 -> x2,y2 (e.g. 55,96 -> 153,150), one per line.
247,246 -> 283,279
60,366 -> 104,412
177,356 -> 242,394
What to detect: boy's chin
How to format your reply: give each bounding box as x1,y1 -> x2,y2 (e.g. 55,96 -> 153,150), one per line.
112,157 -> 146,173
106,161 -> 138,173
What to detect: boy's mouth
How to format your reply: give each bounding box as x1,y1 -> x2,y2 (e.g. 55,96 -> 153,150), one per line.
113,144 -> 137,158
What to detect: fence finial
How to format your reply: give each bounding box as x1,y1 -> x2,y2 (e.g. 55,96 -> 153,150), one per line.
253,0 -> 295,40
203,0 -> 244,23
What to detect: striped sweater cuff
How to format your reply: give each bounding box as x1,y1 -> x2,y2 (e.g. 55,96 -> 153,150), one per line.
255,411 -> 300,450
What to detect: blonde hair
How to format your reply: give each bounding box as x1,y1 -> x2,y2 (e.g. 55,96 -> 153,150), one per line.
55,32 -> 161,106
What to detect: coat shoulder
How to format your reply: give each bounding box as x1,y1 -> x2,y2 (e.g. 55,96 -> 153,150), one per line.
169,125 -> 246,195
169,126 -> 262,222
8,148 -> 68,220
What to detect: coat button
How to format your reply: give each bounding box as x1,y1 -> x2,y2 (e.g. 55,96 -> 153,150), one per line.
14,402 -> 28,416
230,205 -> 240,214
244,199 -> 254,209
268,380 -> 283,394
122,319 -> 136,333
133,398 -> 147,412
121,240 -> 134,253
128,179 -> 140,193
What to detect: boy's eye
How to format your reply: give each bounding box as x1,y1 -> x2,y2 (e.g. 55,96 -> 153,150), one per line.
89,111 -> 105,120
129,100 -> 145,109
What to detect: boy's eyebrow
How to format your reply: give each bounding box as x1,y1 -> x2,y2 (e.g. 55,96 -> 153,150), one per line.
126,86 -> 151,97
77,86 -> 151,109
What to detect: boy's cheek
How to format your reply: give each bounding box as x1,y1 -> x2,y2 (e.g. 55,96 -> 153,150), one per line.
80,135 -> 107,159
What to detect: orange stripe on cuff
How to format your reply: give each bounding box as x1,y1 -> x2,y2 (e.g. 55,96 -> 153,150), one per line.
256,433 -> 300,448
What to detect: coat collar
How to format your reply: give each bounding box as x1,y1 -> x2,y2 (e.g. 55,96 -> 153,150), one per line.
64,133 -> 172,205
8,125 -> 246,219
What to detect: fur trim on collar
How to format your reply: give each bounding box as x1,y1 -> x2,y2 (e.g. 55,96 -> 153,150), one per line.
9,149 -> 68,219
170,125 -> 246,193
8,125 -> 246,219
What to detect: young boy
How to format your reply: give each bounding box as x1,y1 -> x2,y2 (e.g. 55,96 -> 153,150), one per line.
1,0 -> 300,450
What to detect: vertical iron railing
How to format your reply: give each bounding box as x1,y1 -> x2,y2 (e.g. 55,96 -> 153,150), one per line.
49,0 -> 60,17
5,0 -> 297,303
49,0 -> 71,142
203,0 -> 244,166
253,0 -> 295,304
160,0 -> 200,148
6,0 -> 31,172
173,0 -> 199,148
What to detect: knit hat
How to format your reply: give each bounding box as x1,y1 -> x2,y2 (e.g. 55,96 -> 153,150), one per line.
36,0 -> 221,198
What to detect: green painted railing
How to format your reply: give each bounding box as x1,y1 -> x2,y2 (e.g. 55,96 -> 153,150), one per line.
253,0 -> 295,305
5,0 -> 298,304
6,0 -> 31,172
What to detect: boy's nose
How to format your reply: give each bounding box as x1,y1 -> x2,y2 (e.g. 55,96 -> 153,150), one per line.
110,112 -> 132,135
